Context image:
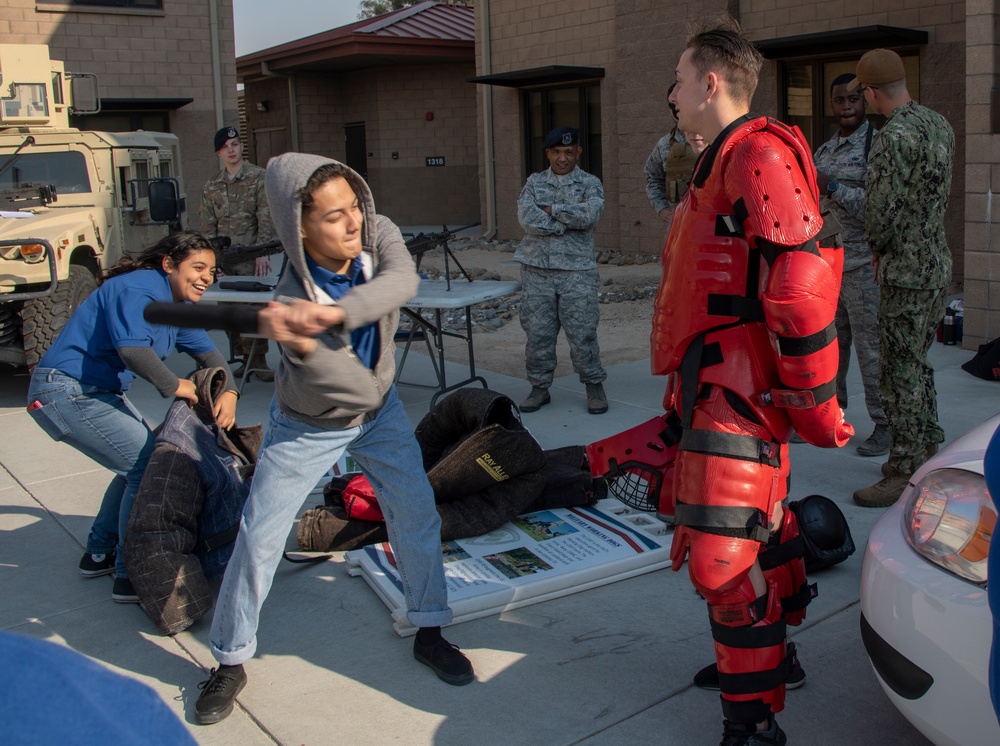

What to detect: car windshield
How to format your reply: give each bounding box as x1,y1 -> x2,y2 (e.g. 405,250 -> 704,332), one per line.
0,151 -> 91,194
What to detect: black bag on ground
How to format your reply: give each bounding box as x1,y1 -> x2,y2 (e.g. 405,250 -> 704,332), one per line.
962,337 -> 1000,381
298,389 -> 601,552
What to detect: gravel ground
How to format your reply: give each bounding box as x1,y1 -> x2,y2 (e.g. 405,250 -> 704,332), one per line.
406,237 -> 662,382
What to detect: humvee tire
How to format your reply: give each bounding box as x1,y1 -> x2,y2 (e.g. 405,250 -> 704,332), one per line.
21,264 -> 98,371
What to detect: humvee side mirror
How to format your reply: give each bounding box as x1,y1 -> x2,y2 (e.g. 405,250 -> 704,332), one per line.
148,179 -> 180,223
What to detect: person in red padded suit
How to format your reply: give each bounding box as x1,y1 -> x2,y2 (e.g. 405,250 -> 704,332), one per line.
658,23 -> 853,746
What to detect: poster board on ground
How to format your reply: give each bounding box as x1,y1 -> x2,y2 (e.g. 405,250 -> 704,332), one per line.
345,498 -> 673,636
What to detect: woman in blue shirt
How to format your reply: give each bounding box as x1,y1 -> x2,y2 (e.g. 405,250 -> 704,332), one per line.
26,231 -> 238,603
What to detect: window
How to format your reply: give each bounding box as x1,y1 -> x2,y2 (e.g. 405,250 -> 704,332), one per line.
36,0 -> 162,9
780,54 -> 920,150
523,84 -> 602,178
0,151 -> 92,194
2,83 -> 49,121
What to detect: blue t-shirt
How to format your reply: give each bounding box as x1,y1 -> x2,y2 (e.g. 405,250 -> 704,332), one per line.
39,268 -> 215,393
0,631 -> 197,745
306,254 -> 380,370
983,426 -> 1000,727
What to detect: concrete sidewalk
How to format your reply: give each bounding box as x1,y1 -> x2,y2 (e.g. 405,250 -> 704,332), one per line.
0,337 -> 991,745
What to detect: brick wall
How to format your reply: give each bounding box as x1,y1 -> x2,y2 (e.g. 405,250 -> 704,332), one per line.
741,0 -> 967,289
477,0 -> 972,300
962,0 -> 999,348
243,62 -> 479,225
2,0 -> 238,221
477,0 -> 618,249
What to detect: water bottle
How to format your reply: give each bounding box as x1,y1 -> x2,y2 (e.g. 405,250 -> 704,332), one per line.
943,308 -> 957,345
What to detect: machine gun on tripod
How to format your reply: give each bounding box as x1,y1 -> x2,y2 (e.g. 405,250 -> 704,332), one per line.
403,222 -> 480,291
210,236 -> 283,276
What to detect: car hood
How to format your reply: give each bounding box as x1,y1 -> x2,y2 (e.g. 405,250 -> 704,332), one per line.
0,205 -> 102,242
910,412 -> 1000,480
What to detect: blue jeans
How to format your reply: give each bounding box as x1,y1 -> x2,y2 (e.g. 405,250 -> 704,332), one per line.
26,368 -> 155,579
210,386 -> 452,665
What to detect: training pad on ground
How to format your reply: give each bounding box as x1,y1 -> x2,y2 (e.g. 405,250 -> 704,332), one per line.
345,498 -> 673,636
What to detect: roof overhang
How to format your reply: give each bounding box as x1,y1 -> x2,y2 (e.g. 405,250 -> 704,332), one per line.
96,98 -> 193,111
468,65 -> 605,88
755,25 -> 928,60
239,38 -> 472,81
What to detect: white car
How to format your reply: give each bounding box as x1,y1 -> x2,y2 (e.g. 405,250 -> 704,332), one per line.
861,413 -> 1000,746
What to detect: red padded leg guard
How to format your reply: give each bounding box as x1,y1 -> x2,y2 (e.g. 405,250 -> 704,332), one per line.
705,577 -> 788,723
669,387 -> 784,573
760,503 -> 816,627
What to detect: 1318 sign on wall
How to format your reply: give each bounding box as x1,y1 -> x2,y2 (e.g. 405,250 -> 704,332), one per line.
425,156 -> 446,167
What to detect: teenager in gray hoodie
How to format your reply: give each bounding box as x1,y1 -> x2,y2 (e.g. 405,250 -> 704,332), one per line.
195,154 -> 474,726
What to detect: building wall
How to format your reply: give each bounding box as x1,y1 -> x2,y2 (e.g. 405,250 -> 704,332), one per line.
1,0 -> 238,227
963,0 -> 1000,348
477,0 -> 972,318
476,0 -> 618,248
614,0 -> 734,255
740,0 -> 967,286
243,61 -> 480,226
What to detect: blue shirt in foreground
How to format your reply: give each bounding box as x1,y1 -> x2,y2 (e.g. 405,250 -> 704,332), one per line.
38,268 -> 215,393
305,254 -> 379,370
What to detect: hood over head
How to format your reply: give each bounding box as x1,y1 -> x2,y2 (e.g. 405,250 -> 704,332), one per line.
265,153 -> 377,302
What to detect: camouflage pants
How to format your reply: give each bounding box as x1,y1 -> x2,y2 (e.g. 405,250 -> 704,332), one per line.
836,264 -> 886,425
878,284 -> 947,474
519,265 -> 606,388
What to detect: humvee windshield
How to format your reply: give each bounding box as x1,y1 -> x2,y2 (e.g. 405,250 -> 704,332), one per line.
0,151 -> 91,194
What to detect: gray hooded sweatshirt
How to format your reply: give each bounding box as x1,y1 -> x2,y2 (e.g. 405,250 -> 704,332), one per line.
265,153 -> 418,429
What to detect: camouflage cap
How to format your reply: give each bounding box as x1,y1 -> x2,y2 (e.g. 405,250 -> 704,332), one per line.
847,49 -> 905,92
214,126 -> 240,151
543,126 -> 579,150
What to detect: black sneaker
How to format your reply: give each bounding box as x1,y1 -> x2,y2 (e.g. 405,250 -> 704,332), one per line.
694,643 -> 805,691
195,665 -> 247,725
79,551 -> 116,577
413,636 -> 474,686
720,715 -> 787,746
111,577 -> 140,604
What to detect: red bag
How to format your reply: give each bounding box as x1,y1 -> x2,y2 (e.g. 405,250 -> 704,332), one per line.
341,474 -> 384,522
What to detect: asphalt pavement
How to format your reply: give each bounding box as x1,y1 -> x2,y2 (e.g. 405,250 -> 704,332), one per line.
1,325 -> 992,745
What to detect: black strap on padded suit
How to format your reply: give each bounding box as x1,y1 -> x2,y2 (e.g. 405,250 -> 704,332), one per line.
678,337 -> 724,429
723,697 -> 771,726
679,429 -> 781,468
757,533 -> 806,571
674,500 -> 772,544
775,322 -> 837,357
707,294 -> 765,322
710,602 -> 786,645
718,656 -> 793,696
781,581 -> 818,614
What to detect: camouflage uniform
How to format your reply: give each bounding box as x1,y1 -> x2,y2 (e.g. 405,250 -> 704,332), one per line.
643,127 -> 697,212
515,165 -> 606,388
813,120 -> 886,427
199,160 -> 274,273
865,101 -> 954,474
200,160 -> 275,360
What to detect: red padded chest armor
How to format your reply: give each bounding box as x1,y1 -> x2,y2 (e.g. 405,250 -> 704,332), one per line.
650,116 -> 822,377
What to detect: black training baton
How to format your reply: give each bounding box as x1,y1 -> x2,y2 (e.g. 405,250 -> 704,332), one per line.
143,302 -> 260,334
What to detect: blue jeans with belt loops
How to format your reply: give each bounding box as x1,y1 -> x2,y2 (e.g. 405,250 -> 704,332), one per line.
210,386 -> 452,665
26,368 -> 155,580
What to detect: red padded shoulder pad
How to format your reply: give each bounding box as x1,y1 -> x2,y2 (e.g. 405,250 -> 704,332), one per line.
723,119 -> 823,250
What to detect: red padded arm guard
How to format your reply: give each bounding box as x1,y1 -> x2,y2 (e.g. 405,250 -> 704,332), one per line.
725,126 -> 853,448
763,250 -> 853,447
